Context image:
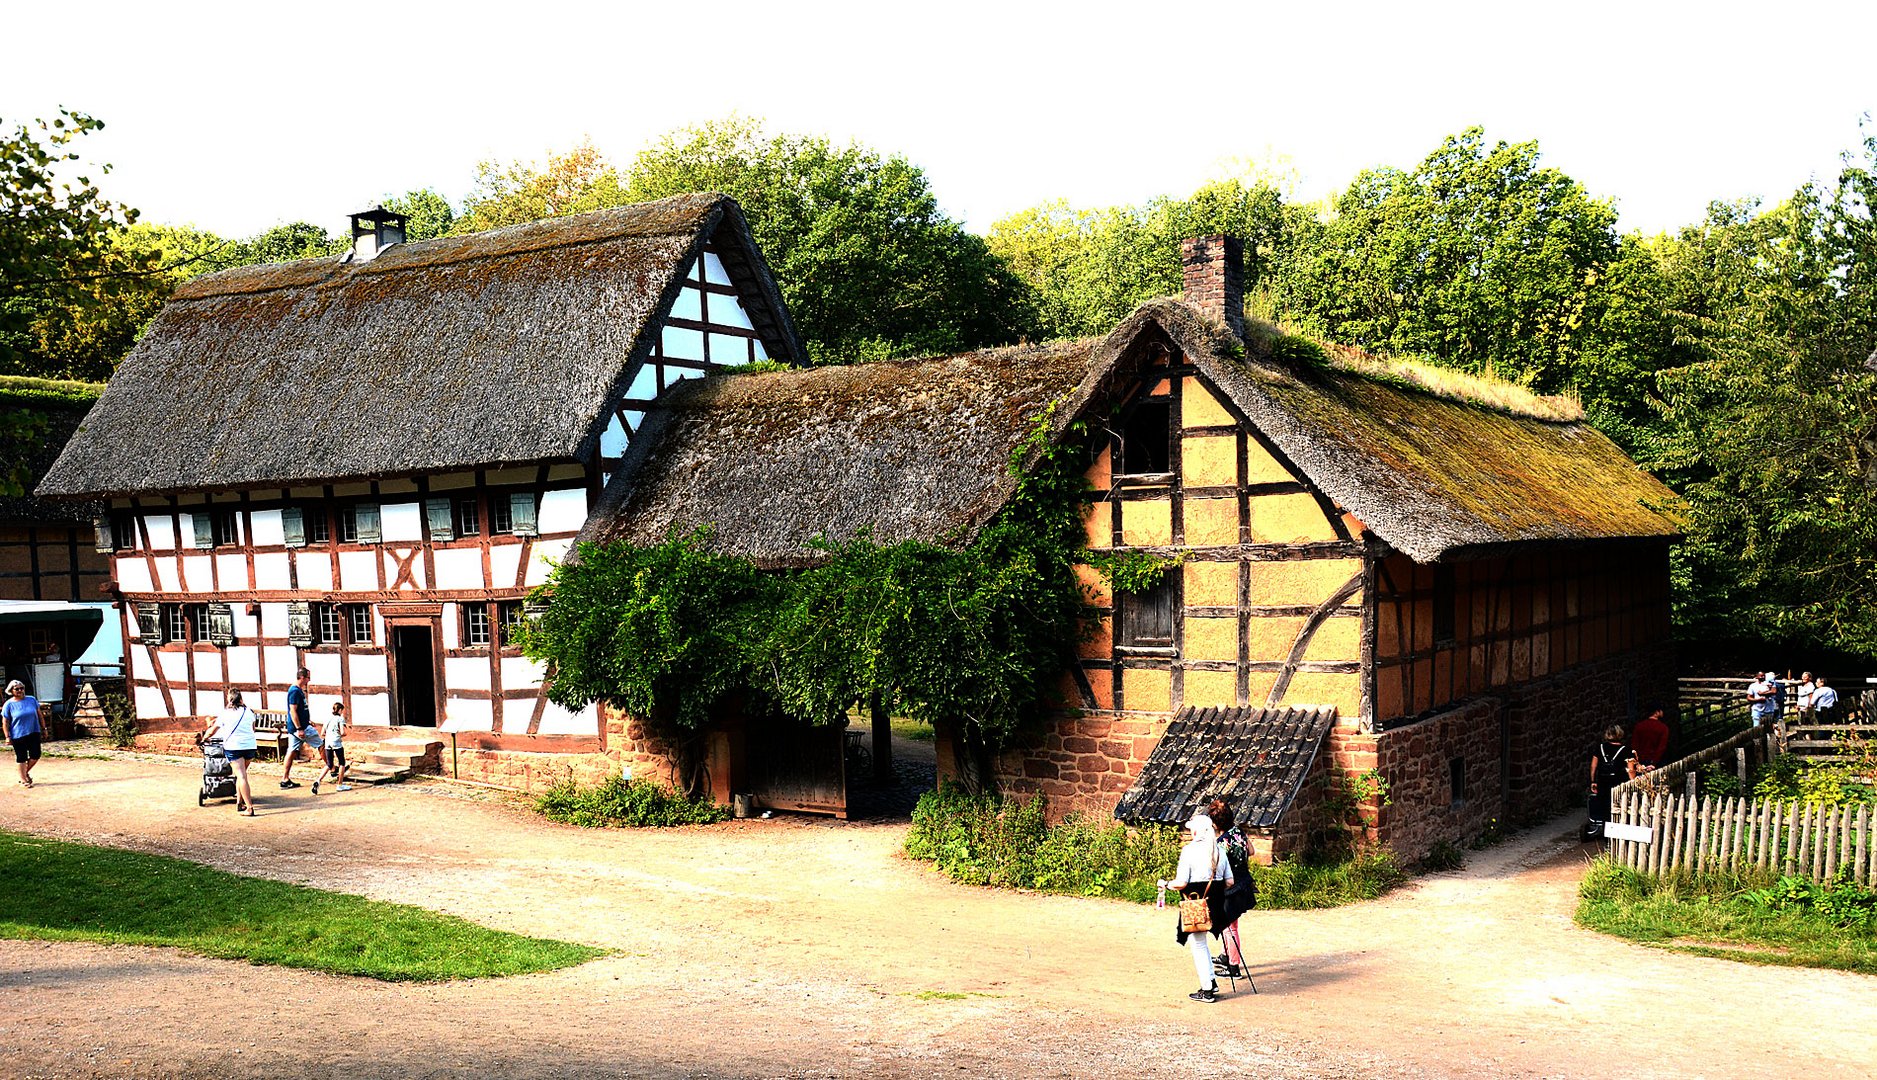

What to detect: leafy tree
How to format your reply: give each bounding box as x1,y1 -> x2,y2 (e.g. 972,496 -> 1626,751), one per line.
1,109 -> 153,379
382,187 -> 455,241
455,140 -> 626,234
1275,128 -> 1621,395
1646,140 -> 1877,657
623,117 -> 1037,361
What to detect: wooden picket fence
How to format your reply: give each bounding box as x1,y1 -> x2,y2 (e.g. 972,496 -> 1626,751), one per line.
1605,788 -> 1876,886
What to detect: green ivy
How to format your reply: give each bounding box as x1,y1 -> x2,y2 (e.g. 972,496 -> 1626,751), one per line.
519,405 -> 1098,755
1085,549 -> 1182,594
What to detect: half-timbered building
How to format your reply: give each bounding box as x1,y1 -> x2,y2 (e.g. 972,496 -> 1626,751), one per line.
37,193 -> 803,781
582,236 -> 1681,854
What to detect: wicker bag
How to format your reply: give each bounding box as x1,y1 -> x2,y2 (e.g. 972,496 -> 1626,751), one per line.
1178,890 -> 1212,934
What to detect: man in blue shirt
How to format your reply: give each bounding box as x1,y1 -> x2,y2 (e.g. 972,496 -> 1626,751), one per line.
281,667 -> 321,789
4,679 -> 43,788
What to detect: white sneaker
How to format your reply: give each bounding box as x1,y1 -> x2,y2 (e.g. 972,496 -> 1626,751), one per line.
336,784 -> 352,791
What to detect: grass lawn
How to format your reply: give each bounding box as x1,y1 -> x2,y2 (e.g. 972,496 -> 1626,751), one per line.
0,831 -> 606,981
1577,858 -> 1877,975
889,718 -> 935,742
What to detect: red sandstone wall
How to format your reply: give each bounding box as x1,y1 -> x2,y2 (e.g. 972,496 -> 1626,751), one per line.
988,713 -> 1170,822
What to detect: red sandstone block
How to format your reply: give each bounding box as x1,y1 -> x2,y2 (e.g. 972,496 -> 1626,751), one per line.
1025,759 -> 1059,779
1132,737 -> 1158,760
1063,736 -> 1097,754
1076,754 -> 1106,773
1096,740 -> 1129,758
1080,720 -> 1112,738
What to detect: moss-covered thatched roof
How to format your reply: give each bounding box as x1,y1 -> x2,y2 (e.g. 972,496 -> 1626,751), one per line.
585,298 -> 1678,566
37,193 -> 803,499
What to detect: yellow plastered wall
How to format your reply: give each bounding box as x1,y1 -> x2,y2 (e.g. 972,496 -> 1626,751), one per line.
1245,438 -> 1295,486
1279,671 -> 1362,715
1181,377 -> 1235,428
1301,617 -> 1361,663
1184,562 -> 1238,607
1084,504 -> 1112,549
1121,501 -> 1171,546
1180,435 -> 1236,488
1247,616 -> 1308,662
1123,667 -> 1171,712
1247,493 -> 1339,544
1249,559 -> 1362,606
1184,617 -> 1238,662
1184,498 -> 1238,546
1073,562 -> 1111,607
1184,669 -> 1238,708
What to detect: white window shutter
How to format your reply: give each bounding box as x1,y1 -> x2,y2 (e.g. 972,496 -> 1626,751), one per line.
207,603 -> 236,646
355,503 -> 382,542
191,513 -> 213,549
94,519 -> 114,553
425,498 -> 454,541
509,493 -> 538,537
135,602 -> 160,639
281,507 -> 306,547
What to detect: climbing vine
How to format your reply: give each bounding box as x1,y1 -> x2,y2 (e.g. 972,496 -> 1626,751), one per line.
519,406 -> 1100,767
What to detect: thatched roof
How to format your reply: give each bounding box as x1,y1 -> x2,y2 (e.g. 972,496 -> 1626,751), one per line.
37,193 -> 803,499
584,341 -> 1098,568
582,298 -> 1679,567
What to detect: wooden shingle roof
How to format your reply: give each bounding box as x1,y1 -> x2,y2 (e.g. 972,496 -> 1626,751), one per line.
1113,705 -> 1339,828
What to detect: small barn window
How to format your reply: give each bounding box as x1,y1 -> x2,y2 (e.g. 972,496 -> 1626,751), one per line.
455,497 -> 481,537
1433,563 -> 1456,648
101,514 -> 136,552
190,513 -> 213,549
339,504 -> 381,544
212,511 -> 240,547
346,604 -> 374,645
490,497 -> 513,534
312,603 -> 343,646
1120,400 -> 1172,476
464,603 -> 492,647
1449,756 -> 1466,807
1118,575 -> 1177,648
307,508 -> 331,544
496,600 -> 527,646
164,604 -> 189,643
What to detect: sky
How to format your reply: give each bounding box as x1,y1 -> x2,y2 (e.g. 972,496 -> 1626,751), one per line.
5,0 -> 1874,240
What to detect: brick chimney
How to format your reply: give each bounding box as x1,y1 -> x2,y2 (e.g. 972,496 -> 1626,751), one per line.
1181,235 -> 1245,339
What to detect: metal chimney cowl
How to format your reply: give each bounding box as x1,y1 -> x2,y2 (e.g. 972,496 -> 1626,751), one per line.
350,205 -> 408,261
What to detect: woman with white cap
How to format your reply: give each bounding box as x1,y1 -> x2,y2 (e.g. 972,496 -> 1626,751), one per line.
203,689 -> 260,815
4,680 -> 44,788
1168,809 -> 1234,1003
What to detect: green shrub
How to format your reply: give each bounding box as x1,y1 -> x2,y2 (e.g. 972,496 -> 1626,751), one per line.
535,773 -> 728,828
1420,839 -> 1466,872
1699,760 -> 1743,798
97,684 -> 137,749
904,785 -> 1406,907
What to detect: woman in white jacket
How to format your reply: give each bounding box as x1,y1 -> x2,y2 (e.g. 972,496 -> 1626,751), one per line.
1168,810 -> 1234,1003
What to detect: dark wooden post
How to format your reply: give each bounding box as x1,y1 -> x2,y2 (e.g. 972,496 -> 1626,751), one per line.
870,692 -> 893,784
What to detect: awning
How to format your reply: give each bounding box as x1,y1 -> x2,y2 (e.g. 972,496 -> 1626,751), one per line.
1113,705 -> 1338,829
0,601 -> 105,628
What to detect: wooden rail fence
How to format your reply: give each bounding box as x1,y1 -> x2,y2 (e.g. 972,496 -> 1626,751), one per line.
1606,788 -> 1876,886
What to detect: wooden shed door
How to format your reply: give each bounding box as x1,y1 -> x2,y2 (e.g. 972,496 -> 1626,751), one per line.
747,720 -> 846,818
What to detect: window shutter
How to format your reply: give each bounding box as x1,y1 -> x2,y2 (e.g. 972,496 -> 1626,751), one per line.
509,493 -> 538,537
191,513 -> 213,549
354,503 -> 382,542
287,602 -> 314,647
281,507 -> 306,548
425,498 -> 454,541
135,602 -> 160,640
207,603 -> 235,646
94,518 -> 115,553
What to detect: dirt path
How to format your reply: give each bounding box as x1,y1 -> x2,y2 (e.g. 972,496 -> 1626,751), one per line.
2,754 -> 1873,1079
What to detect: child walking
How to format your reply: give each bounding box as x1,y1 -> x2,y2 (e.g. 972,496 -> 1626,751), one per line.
312,702 -> 351,794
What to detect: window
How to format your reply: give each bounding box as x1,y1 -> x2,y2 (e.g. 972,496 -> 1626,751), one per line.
455,497 -> 480,537
338,504 -> 381,543
489,497 -> 513,535
315,604 -> 343,646
164,604 -> 189,644
1117,575 -> 1176,648
1433,564 -> 1456,648
1120,400 -> 1172,475
111,513 -> 137,551
212,511 -> 240,547
497,601 -> 526,646
187,604 -> 212,642
464,603 -> 492,647
489,492 -> 539,537
1449,756 -> 1466,807
307,508 -> 331,544
346,604 -> 374,645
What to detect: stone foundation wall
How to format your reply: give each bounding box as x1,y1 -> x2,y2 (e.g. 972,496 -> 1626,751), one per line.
442,745 -> 618,793
985,711 -> 1171,822
1341,696 -> 1505,862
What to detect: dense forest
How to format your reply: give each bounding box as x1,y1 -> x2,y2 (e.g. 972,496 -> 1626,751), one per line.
4,112 -> 1873,664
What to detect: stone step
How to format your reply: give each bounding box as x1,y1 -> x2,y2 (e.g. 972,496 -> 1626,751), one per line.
364,749 -> 427,768
339,763 -> 409,786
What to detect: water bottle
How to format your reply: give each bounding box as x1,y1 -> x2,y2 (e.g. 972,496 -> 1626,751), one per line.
1155,878 -> 1167,909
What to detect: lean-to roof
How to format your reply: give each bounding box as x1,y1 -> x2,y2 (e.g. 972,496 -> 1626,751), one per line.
37,193 -> 802,500
583,297 -> 1678,567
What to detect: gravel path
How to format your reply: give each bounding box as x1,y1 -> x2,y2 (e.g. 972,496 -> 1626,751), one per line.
1,753 -> 1873,1079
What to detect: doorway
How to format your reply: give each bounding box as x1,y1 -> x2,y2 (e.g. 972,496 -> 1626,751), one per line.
391,625 -> 438,727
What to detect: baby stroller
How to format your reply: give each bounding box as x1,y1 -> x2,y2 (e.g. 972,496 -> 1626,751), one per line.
199,737 -> 238,806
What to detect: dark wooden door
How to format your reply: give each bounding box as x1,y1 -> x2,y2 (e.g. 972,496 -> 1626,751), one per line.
747,720 -> 846,818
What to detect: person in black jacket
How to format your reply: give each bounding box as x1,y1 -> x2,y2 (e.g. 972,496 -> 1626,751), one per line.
1207,797 -> 1256,980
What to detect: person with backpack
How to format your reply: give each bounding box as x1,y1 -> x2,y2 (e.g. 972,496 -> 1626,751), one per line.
204,689 -> 260,816
1207,797 -> 1257,982
1166,810 -> 1234,1003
